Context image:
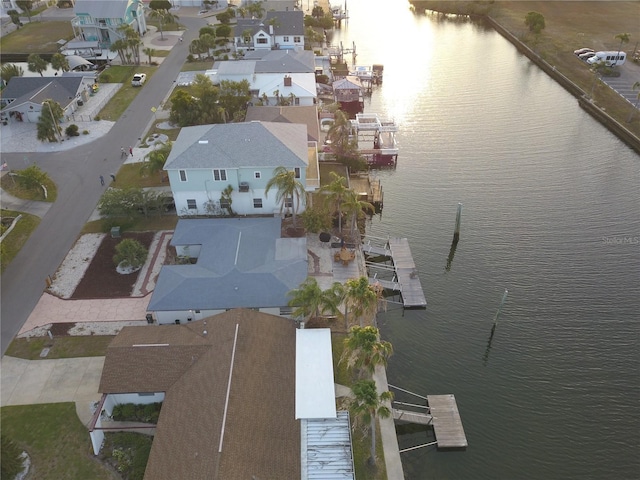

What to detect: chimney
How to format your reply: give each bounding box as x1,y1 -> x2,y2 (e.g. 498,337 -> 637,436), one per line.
284,76 -> 292,87
269,24 -> 274,35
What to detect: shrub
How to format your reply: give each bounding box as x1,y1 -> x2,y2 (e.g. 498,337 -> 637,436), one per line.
82,130 -> 89,135
186,54 -> 195,62
65,124 -> 80,137
94,115 -> 101,121
113,238 -> 148,270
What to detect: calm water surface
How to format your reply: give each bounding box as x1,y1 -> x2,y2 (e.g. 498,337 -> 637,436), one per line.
329,2 -> 640,479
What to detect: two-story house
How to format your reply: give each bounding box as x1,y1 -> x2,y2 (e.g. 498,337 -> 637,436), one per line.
206,49 -> 318,106
67,0 -> 146,53
234,10 -> 304,52
164,120 -> 318,216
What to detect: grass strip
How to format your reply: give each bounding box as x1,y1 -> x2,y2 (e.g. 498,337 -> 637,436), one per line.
0,403 -> 116,480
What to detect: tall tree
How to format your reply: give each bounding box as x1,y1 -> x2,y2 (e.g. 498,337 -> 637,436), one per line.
15,0 -> 33,22
350,379 -> 393,466
340,325 -> 393,374
7,10 -> 22,29
343,276 -> 381,328
218,79 -> 251,121
148,8 -> 179,40
326,109 -> 352,156
342,189 -> 375,239
247,1 -> 265,19
265,166 -> 307,226
320,171 -> 349,233
143,47 -> 156,64
37,99 -> 63,142
627,81 -> 640,123
16,164 -> 49,192
141,141 -> 172,179
50,53 -> 70,73
287,278 -> 343,321
169,89 -> 200,126
149,0 -> 172,10
524,11 -> 545,34
614,33 -> 630,66
27,53 -> 47,77
1,63 -> 24,84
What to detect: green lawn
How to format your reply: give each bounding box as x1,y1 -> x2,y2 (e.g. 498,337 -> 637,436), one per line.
0,209 -> 40,273
96,66 -> 157,121
181,60 -> 213,72
0,21 -> 74,54
5,336 -> 115,360
1,171 -> 57,202
0,403 -> 117,480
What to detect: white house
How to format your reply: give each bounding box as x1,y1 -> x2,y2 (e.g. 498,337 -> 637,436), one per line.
206,49 -> 318,106
0,76 -> 94,123
234,10 -> 304,52
163,120 -> 318,216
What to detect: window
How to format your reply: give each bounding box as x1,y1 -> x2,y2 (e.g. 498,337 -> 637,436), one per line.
280,306 -> 293,316
179,170 -> 187,182
294,36 -> 301,43
283,36 -> 289,42
257,37 -> 268,44
254,171 -> 261,179
187,199 -> 197,210
294,167 -> 301,178
138,392 -> 154,397
253,198 -> 263,208
294,97 -> 300,106
285,197 -> 293,208
213,169 -> 227,181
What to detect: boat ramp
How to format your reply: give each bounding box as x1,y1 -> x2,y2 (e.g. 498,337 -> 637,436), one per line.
363,235 -> 426,308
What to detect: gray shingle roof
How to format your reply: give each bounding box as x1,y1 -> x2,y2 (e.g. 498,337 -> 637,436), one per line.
235,10 -> 304,37
1,77 -> 84,108
164,121 -> 309,170
147,217 -> 307,312
99,310 -> 300,480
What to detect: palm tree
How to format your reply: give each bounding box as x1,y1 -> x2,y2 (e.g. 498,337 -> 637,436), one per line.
340,325 -> 393,375
350,379 -> 393,466
342,189 -> 375,240
143,47 -> 156,64
320,171 -> 349,233
265,166 -> 306,226
189,38 -> 206,60
589,60 -> 608,99
27,53 -> 47,77
326,109 -> 352,156
110,38 -> 128,64
149,9 -> 179,41
1,63 -> 24,85
50,53 -> 69,73
141,141 -> 172,179
614,33 -> 630,66
287,278 -> 343,321
343,276 -> 381,328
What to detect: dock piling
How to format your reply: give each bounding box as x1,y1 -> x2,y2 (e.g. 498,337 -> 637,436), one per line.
453,203 -> 463,243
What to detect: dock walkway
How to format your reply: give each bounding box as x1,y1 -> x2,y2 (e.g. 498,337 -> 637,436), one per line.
363,236 -> 426,308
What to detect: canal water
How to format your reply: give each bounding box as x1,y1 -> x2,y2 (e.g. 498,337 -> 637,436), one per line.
329,1 -> 640,479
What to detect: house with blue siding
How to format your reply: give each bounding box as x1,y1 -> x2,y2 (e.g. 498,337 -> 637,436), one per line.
164,120 -> 319,217
68,0 -> 146,51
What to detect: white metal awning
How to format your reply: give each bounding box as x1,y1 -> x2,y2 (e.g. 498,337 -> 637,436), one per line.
295,328 -> 336,419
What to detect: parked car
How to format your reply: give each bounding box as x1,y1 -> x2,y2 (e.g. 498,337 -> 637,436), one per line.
579,52 -> 597,61
131,73 -> 146,87
574,47 -> 594,56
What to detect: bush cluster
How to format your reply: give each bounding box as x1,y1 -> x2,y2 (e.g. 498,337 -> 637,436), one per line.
111,402 -> 162,424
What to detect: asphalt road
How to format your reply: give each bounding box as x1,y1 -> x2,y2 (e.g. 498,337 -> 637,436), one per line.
0,13 -> 208,355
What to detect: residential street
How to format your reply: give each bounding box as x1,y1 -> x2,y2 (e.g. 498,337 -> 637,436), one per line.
0,10 -> 209,355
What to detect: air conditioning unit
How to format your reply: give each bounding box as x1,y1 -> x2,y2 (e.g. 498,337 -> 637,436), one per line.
239,182 -> 250,192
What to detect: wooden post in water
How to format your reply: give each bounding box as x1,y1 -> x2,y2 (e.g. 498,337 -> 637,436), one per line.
452,203 -> 463,243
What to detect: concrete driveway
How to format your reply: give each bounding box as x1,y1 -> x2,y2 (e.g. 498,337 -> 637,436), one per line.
1,356 -> 105,425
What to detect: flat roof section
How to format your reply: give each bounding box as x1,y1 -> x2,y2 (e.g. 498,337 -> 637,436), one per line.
296,328 -> 336,419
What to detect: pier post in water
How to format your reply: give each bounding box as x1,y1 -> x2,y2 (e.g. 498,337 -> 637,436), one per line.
453,203 -> 463,243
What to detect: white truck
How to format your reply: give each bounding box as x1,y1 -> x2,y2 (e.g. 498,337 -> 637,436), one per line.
587,51 -> 627,66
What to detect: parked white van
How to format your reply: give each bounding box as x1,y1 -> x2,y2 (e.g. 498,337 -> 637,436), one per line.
587,51 -> 627,66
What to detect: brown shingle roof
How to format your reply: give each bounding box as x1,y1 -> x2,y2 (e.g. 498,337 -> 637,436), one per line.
100,309 -> 300,479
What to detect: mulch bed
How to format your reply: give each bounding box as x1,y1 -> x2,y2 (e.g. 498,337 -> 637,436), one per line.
71,232 -> 155,299
49,322 -> 75,337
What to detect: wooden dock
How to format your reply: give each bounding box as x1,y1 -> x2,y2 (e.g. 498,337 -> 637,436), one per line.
390,387 -> 468,451
363,236 -> 427,308
427,395 -> 468,449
